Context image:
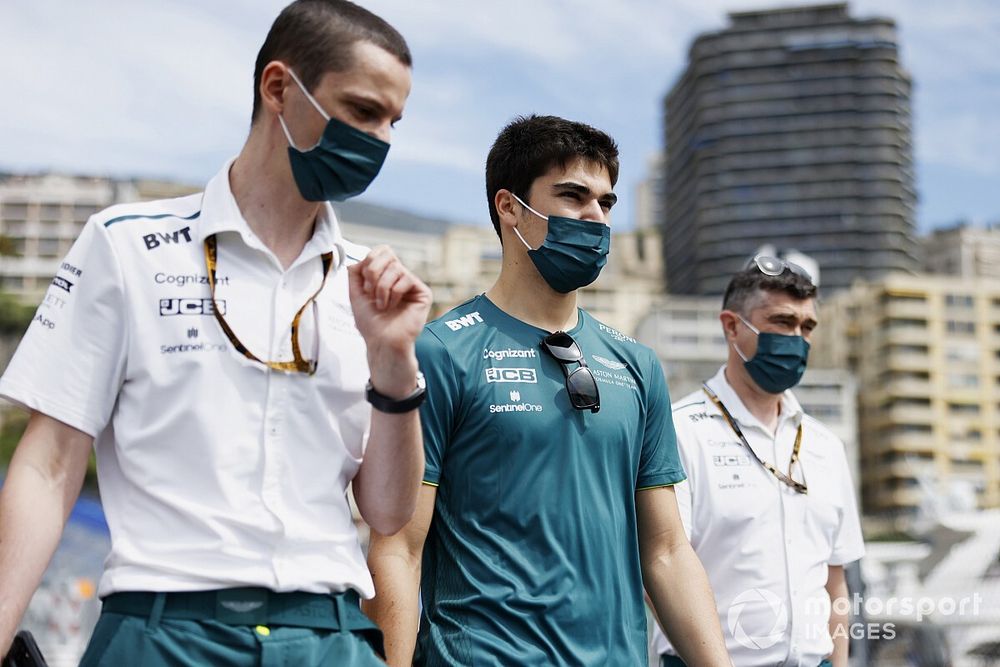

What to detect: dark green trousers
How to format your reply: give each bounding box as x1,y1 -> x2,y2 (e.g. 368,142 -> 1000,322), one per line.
661,655 -> 833,667
79,612 -> 385,666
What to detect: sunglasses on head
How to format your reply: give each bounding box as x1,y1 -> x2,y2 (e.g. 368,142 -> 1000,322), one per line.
540,331 -> 600,413
748,255 -> 813,283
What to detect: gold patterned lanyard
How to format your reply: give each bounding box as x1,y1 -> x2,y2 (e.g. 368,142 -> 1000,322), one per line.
702,384 -> 807,494
204,234 -> 334,375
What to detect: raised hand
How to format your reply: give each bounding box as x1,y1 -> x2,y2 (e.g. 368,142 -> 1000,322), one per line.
347,245 -> 432,397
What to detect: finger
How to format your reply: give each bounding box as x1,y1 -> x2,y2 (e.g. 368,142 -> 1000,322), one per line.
360,249 -> 394,295
384,272 -> 416,311
374,264 -> 404,310
347,262 -> 365,303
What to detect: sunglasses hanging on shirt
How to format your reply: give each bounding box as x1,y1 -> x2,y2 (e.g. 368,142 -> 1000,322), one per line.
702,383 -> 807,494
204,234 -> 333,375
540,331 -> 600,413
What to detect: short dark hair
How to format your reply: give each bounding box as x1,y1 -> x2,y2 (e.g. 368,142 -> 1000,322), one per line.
722,266 -> 817,315
485,115 -> 619,239
251,0 -> 411,123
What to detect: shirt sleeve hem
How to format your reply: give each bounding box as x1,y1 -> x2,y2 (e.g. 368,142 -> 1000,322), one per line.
637,469 -> 687,490
829,547 -> 866,566
0,382 -> 102,438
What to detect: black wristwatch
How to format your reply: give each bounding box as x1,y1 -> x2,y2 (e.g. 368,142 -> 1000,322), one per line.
366,371 -> 426,413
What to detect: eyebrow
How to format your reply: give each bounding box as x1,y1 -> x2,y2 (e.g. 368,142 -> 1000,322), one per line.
344,92 -> 401,123
768,312 -> 818,327
551,181 -> 618,206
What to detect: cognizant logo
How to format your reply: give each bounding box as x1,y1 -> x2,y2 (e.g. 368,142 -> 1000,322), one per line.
483,348 -> 537,361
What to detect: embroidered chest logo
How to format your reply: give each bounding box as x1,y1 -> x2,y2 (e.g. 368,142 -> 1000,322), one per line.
592,354 -> 626,370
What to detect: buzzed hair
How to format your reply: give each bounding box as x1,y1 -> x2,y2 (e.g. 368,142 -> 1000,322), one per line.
251,0 -> 411,123
722,267 -> 817,316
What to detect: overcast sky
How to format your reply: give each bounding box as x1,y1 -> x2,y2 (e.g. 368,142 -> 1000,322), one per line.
2,0 -> 998,232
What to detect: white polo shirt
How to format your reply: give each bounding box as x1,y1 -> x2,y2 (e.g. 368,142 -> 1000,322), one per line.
0,159 -> 378,599
652,366 -> 864,667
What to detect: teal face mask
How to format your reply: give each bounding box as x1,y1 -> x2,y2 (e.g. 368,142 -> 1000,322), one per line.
510,193 -> 611,293
734,315 -> 810,393
278,68 -> 389,202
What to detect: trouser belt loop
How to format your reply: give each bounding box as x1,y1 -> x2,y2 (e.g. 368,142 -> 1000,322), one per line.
147,593 -> 167,631
334,592 -> 349,633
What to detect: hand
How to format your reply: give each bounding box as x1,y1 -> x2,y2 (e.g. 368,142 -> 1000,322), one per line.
348,246 -> 432,398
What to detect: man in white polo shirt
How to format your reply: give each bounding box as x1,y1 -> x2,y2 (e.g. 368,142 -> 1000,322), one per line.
651,257 -> 864,667
0,1 -> 429,665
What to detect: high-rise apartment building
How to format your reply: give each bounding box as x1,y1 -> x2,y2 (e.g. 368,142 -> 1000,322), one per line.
923,222 -> 1000,280
661,3 -> 918,294
814,274 -> 1000,514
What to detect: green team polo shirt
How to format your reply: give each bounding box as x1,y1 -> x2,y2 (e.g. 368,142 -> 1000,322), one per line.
414,294 -> 686,666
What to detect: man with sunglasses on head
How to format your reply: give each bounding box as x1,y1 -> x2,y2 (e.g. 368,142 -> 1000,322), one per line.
365,115 -> 731,666
650,257 -> 864,667
0,2 -> 430,665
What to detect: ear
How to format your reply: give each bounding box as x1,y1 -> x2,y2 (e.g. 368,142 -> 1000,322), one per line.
719,310 -> 740,341
494,189 -> 521,231
259,61 -> 291,118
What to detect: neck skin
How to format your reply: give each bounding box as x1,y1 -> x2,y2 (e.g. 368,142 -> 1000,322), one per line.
486,243 -> 579,332
723,358 -> 782,436
229,122 -> 321,270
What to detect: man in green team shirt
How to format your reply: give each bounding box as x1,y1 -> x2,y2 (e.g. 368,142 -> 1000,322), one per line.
364,115 -> 731,666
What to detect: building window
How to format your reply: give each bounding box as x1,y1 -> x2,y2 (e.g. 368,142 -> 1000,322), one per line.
39,204 -> 63,221
948,403 -> 980,416
946,320 -> 975,335
37,238 -> 61,258
947,374 -> 979,388
1,202 -> 29,219
944,294 -> 974,308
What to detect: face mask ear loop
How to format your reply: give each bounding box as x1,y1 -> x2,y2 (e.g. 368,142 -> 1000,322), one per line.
277,115 -> 298,150
508,192 -> 547,251
286,67 -> 331,121
511,224 -> 534,251
737,314 -> 761,335
510,192 -> 549,222
732,313 -> 757,362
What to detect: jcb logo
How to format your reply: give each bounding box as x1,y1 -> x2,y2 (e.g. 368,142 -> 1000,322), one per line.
485,368 -> 537,384
143,226 -> 192,250
445,312 -> 483,331
159,298 -> 225,316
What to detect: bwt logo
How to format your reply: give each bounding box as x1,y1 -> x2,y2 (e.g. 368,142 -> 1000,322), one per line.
159,298 -> 226,316
727,588 -> 788,650
445,312 -> 483,331
143,226 -> 192,250
485,368 -> 537,384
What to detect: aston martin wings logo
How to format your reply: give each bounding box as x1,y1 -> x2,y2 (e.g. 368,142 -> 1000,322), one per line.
592,354 -> 626,370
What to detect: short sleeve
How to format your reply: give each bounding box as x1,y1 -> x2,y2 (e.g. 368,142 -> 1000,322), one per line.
637,352 -> 686,490
415,328 -> 461,485
830,443 -> 866,565
0,217 -> 128,437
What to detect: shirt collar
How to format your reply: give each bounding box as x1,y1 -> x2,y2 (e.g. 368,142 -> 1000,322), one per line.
705,365 -> 804,432
195,157 -> 346,270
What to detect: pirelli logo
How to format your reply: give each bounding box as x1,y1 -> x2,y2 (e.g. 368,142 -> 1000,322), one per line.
485,367 -> 537,384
